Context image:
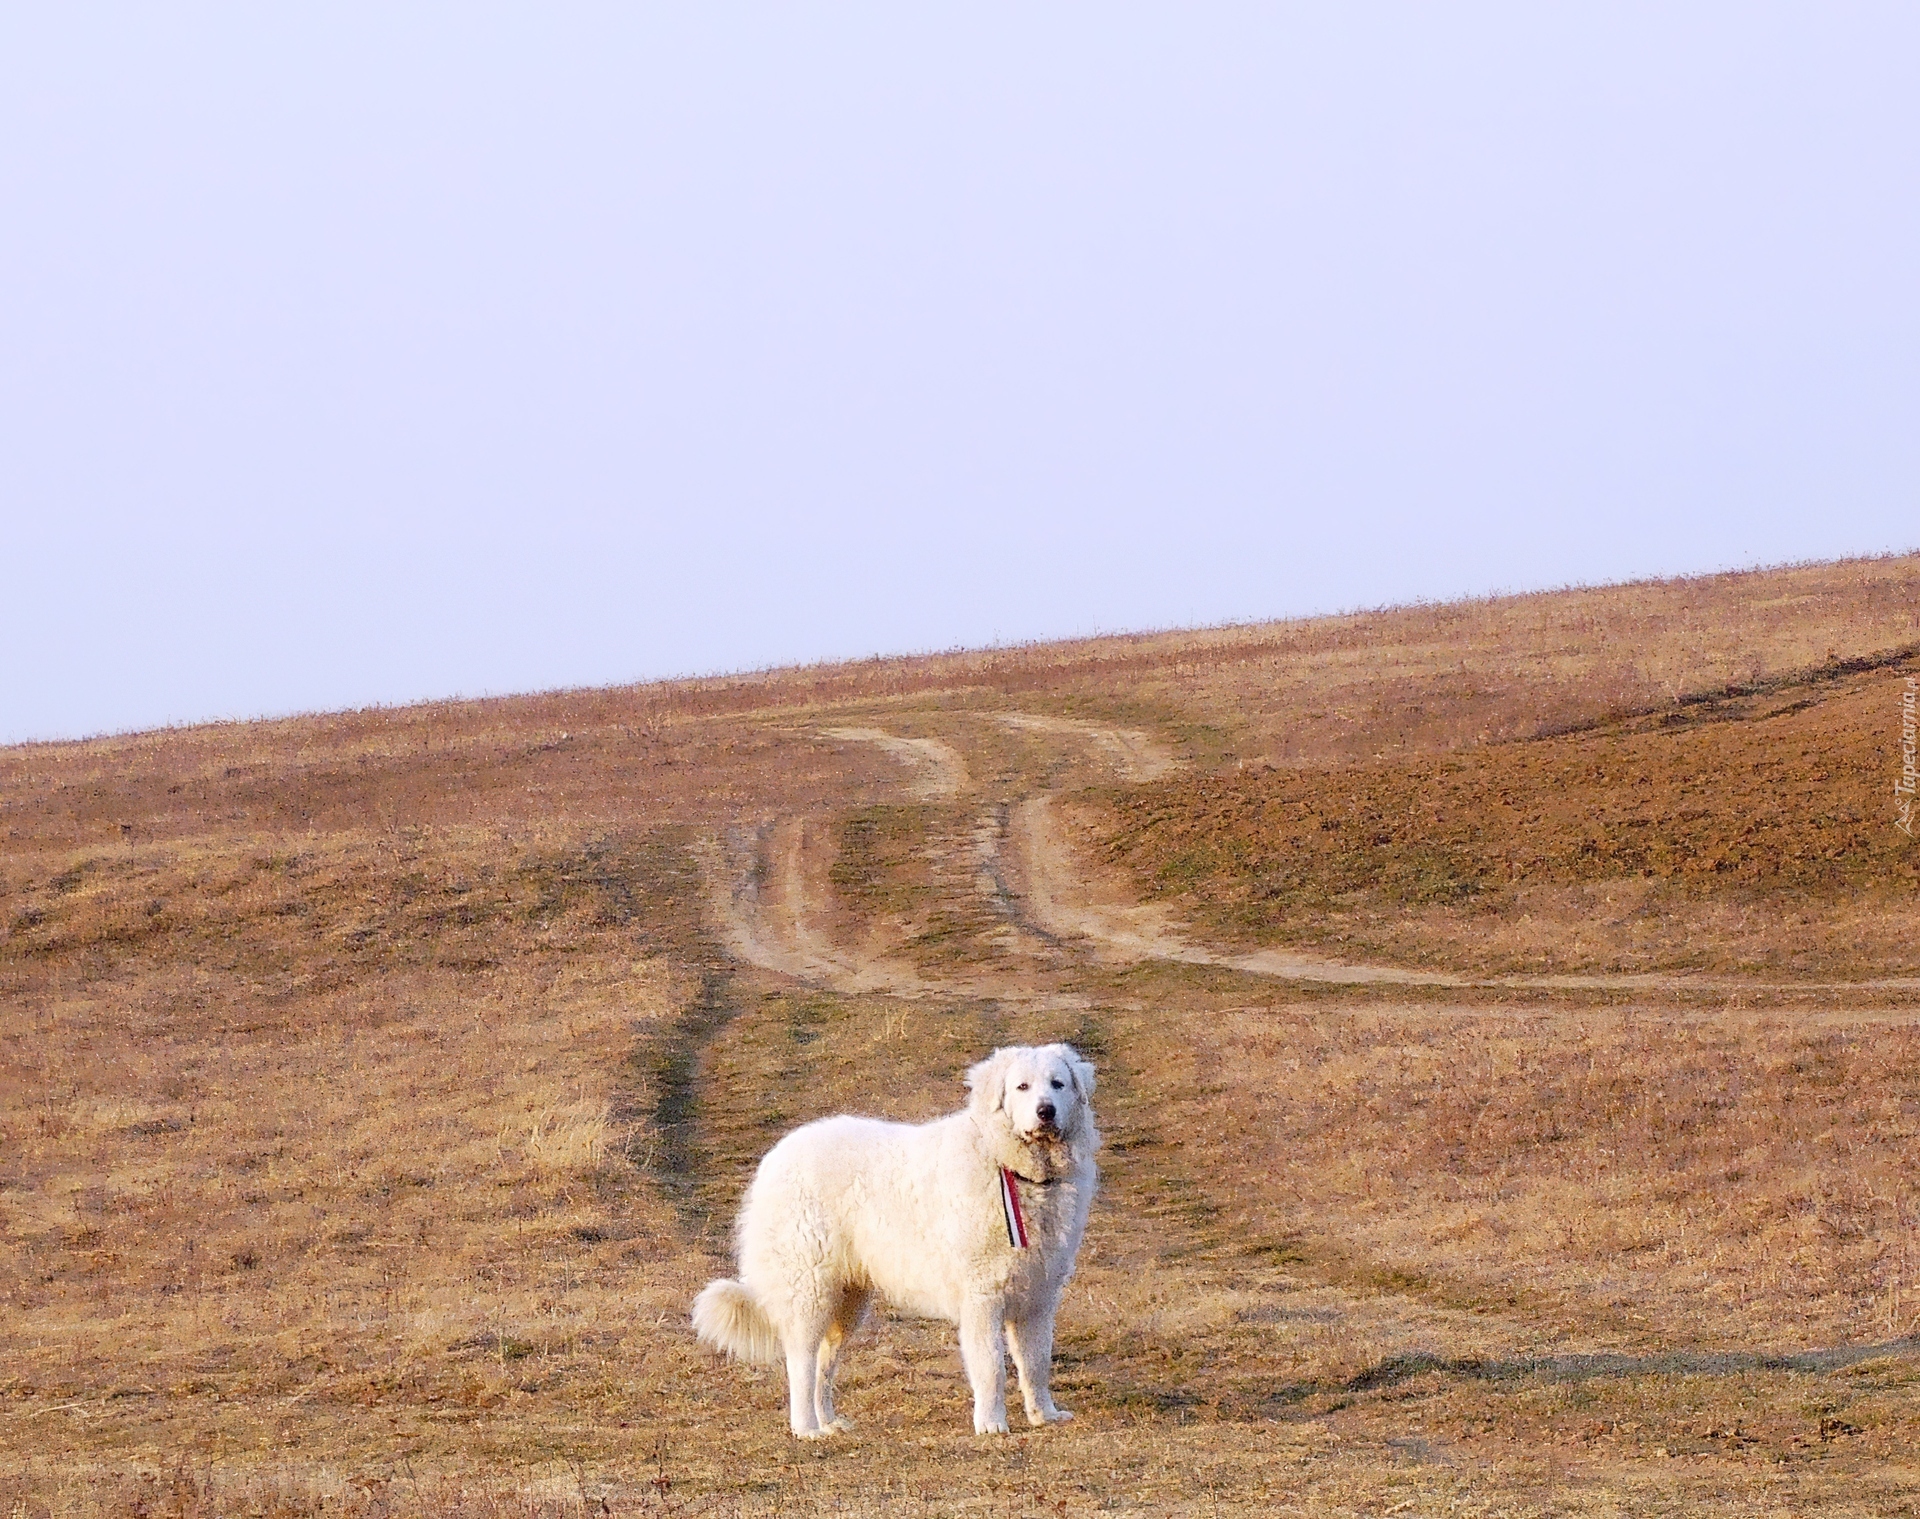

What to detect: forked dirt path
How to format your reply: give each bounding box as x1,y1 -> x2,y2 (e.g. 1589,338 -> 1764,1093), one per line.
709,715 -> 1920,999
677,713 -> 1920,1506
703,715 -> 1167,999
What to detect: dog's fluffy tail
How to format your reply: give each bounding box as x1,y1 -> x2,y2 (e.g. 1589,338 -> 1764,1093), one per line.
692,1278 -> 782,1364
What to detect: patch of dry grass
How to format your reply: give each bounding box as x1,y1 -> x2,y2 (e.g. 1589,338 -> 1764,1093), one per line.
1101,988 -> 1920,1346
4,554 -> 1919,1513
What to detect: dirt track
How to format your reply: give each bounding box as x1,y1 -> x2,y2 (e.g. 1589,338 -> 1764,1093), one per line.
667,714 -> 1920,1503
12,559 -> 1920,1514
990,712 -> 1177,781
1006,794 -> 1468,987
702,721 -> 1424,994
713,719 -> 1920,998
704,716 -> 1189,1000
817,727 -> 968,798
702,818 -> 930,996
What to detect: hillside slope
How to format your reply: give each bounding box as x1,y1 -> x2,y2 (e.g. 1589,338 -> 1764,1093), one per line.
1099,645 -> 1920,976
3,555 -> 1918,1517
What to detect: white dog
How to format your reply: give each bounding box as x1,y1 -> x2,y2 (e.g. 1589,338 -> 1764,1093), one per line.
692,1043 -> 1099,1437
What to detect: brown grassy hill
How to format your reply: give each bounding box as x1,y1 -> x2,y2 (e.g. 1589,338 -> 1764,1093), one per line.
3,554 -> 1919,1517
1098,644 -> 1920,976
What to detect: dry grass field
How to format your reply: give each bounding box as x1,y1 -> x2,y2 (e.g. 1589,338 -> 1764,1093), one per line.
4,555 -> 1919,1516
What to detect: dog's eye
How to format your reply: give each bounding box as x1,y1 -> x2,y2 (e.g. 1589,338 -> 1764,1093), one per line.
1016,1082 -> 1030,1091
1051,1079 -> 1063,1089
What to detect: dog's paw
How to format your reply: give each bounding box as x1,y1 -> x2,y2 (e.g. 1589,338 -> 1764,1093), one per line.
1028,1407 -> 1074,1427
795,1425 -> 839,1441
973,1416 -> 1011,1436
824,1415 -> 855,1433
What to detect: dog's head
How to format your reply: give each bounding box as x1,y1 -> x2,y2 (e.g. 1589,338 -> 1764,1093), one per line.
966,1043 -> 1097,1150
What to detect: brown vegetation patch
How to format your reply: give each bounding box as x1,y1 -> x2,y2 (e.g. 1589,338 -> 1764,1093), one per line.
1099,661 -> 1919,975
1114,991 -> 1920,1346
829,806 -> 937,919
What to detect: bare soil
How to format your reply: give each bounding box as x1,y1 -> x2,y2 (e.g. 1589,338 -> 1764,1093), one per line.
1098,648 -> 1920,980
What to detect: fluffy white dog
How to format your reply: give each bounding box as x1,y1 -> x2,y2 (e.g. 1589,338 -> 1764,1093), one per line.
692,1043 -> 1099,1437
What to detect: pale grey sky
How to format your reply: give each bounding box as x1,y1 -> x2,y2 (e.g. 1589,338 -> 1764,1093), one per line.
3,6 -> 1916,743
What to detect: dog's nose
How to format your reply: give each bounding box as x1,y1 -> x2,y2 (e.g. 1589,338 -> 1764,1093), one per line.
1036,1101 -> 1056,1125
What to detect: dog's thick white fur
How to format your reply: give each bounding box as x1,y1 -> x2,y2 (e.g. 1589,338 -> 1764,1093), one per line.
692,1043 -> 1098,1437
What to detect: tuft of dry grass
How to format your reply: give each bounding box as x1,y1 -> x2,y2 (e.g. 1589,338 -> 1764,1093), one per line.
516,1102 -> 615,1178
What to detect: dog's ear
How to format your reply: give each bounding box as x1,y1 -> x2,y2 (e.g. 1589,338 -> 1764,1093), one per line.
965,1049 -> 1012,1117
1059,1045 -> 1096,1101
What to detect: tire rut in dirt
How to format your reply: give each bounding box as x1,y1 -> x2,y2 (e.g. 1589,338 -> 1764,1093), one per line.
622,965 -> 745,1235
553,825 -> 747,1235
972,798 -> 1068,952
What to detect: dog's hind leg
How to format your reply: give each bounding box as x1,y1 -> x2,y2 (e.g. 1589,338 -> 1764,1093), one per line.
1007,1307 -> 1071,1426
814,1283 -> 871,1433
777,1296 -> 835,1439
959,1295 -> 1010,1435
783,1332 -> 827,1438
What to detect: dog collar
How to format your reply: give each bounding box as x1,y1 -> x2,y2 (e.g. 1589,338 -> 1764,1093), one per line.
999,1165 -> 1065,1250
998,1167 -> 1031,1249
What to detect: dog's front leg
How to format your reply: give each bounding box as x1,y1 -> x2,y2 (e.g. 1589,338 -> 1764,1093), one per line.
1007,1306 -> 1070,1426
958,1296 -> 1010,1434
